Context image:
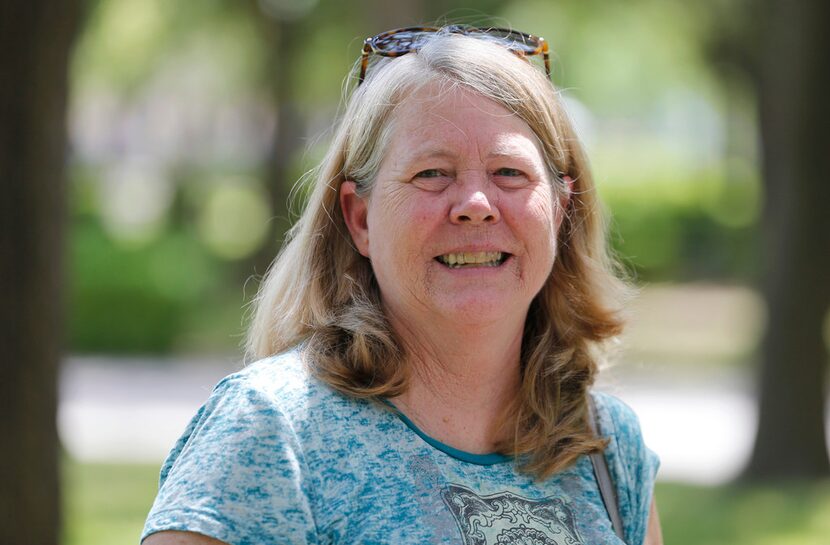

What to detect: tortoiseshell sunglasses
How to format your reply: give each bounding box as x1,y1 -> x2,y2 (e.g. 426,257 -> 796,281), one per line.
358,25 -> 551,85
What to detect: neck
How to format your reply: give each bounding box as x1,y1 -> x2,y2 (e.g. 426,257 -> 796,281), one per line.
388,307 -> 526,454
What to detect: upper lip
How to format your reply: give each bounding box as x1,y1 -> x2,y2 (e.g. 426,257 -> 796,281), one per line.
434,246 -> 510,256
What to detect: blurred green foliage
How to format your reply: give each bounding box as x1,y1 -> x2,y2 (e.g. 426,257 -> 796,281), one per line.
62,460 -> 830,545
69,179 -> 248,354
70,218 -> 209,353
601,168 -> 759,281
74,0 -> 265,94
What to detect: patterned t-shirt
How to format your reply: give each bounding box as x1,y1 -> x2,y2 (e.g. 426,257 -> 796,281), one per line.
142,350 -> 659,545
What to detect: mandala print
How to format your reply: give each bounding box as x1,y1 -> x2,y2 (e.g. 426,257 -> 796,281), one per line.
441,485 -> 584,545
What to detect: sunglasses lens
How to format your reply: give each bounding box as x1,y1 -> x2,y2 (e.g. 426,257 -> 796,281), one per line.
470,28 -> 540,54
372,29 -> 435,54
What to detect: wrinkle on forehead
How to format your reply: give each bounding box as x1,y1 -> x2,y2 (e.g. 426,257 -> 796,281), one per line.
399,137 -> 542,164
383,85 -> 548,176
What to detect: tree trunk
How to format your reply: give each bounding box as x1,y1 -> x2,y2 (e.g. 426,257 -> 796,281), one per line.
0,0 -> 82,542
239,5 -> 311,284
744,0 -> 830,479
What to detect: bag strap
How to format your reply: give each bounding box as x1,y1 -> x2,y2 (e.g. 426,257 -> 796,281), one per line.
588,395 -> 626,541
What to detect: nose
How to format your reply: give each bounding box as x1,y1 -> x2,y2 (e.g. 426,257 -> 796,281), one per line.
449,176 -> 500,225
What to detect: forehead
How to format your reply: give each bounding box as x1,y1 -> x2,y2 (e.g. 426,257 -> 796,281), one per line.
386,84 -> 544,159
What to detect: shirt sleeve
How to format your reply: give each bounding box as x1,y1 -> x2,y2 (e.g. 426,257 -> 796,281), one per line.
592,391 -> 660,545
141,373 -> 319,545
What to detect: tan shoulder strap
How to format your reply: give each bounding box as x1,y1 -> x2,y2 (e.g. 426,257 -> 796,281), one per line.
588,395 -> 626,541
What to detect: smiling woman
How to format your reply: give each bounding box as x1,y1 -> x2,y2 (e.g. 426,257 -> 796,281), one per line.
141,25 -> 661,545
340,83 -> 564,332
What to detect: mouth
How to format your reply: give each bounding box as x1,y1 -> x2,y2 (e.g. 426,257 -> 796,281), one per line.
435,251 -> 510,269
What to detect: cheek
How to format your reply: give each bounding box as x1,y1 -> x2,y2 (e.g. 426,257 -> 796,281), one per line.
519,190 -> 560,273
367,187 -> 433,261
390,185 -> 446,223
525,188 -> 560,238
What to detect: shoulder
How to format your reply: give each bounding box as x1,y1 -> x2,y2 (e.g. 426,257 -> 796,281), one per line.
590,390 -> 643,441
145,349 -> 330,544
157,348 -> 365,482
590,390 -> 660,545
210,348 -> 354,420
589,390 -> 657,476
220,348 -> 314,400
198,348 -> 384,457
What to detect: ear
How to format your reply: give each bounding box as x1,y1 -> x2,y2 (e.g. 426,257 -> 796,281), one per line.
561,175 -> 574,209
555,175 -> 574,231
340,181 -> 370,257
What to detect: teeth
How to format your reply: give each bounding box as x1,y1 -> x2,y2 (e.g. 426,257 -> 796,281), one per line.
438,251 -> 505,268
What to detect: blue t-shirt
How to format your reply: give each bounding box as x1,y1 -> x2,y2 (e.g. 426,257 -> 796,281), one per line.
142,350 -> 659,545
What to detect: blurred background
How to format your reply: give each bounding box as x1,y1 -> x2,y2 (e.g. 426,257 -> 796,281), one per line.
2,0 -> 828,544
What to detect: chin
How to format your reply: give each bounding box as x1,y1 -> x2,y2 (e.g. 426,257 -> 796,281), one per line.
433,294 -> 525,325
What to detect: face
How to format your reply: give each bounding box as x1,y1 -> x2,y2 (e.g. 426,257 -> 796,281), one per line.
340,84 -> 568,331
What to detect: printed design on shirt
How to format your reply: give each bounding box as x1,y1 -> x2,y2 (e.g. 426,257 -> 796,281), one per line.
441,484 -> 584,545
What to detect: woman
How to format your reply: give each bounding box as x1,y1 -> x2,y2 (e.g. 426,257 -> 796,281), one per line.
143,26 -> 662,545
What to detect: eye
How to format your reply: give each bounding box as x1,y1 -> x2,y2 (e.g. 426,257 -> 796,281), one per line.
494,167 -> 522,177
415,169 -> 444,178
492,166 -> 530,189
410,168 -> 452,192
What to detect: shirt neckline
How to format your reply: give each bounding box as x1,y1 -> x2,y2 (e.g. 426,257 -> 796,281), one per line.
385,400 -> 512,465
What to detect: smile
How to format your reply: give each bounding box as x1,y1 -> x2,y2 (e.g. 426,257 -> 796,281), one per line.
436,251 -> 509,268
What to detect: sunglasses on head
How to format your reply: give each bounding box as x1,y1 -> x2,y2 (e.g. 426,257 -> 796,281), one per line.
358,25 -> 551,85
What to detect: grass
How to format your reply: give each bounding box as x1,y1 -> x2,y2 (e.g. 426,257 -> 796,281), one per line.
63,460 -> 160,545
657,481 -> 830,545
63,459 -> 830,545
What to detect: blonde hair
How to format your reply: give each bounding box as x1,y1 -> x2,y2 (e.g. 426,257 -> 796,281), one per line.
247,31 -> 629,478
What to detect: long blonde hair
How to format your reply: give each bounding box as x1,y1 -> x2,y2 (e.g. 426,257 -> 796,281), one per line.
247,31 -> 629,478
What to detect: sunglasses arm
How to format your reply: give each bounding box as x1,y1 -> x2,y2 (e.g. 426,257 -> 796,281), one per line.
359,42 -> 372,84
